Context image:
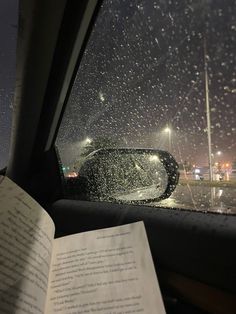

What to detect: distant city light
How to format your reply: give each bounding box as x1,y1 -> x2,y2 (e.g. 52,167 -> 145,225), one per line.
65,171 -> 78,178
99,91 -> 105,102
216,151 -> 222,156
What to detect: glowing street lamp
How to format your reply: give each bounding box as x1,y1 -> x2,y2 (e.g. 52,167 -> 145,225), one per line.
164,127 -> 171,133
211,151 -> 223,164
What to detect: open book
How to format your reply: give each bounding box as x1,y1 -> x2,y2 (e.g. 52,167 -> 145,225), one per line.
0,176 -> 166,314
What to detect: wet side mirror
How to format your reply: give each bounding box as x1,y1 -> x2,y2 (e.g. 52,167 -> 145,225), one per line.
78,148 -> 179,203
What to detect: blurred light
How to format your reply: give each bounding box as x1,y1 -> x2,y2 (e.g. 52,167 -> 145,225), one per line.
99,91 -> 105,102
194,168 -> 200,174
217,151 -> 222,156
66,172 -> 78,178
164,127 -> 171,133
85,137 -> 92,144
149,155 -> 159,162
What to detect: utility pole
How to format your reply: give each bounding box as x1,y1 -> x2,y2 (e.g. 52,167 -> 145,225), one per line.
204,37 -> 213,181
168,128 -> 171,152
164,126 -> 171,152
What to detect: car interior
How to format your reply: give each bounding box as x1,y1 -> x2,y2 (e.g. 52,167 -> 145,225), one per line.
2,0 -> 236,313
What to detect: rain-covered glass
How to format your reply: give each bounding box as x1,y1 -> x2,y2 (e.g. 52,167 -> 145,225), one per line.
57,0 -> 236,214
77,149 -> 177,203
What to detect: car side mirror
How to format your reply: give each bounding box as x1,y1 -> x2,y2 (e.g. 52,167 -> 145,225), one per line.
77,148 -> 179,204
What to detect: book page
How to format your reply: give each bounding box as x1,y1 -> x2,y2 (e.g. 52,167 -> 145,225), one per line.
0,176 -> 55,314
45,222 -> 166,314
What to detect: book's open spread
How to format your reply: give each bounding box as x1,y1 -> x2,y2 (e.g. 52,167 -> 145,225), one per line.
0,176 -> 166,314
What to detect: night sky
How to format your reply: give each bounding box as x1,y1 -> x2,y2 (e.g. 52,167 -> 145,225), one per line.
58,0 -> 236,167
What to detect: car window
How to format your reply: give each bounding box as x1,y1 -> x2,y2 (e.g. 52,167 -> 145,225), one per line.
0,0 -> 18,169
56,0 -> 236,214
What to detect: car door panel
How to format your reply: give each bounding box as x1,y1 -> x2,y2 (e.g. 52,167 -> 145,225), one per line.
49,199 -> 236,294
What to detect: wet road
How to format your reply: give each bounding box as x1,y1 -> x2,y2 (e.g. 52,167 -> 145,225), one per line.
152,184 -> 236,214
